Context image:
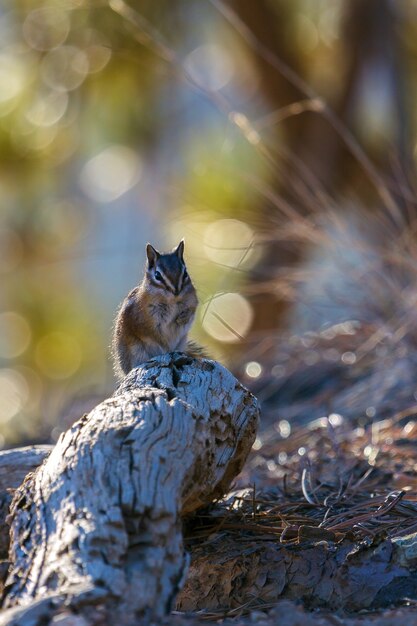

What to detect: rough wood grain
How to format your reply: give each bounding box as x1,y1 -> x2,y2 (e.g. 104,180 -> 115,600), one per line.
0,445 -> 416,619
177,519 -> 417,613
0,446 -> 52,493
0,446 -> 52,560
0,354 -> 259,625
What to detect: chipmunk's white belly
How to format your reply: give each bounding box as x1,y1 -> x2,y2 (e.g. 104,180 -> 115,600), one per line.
153,299 -> 194,348
160,319 -> 188,352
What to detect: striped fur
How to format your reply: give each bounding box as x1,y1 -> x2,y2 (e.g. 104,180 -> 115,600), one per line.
146,241 -> 190,296
111,240 -> 205,380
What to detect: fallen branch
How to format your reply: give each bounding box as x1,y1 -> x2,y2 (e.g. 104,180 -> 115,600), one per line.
0,446 -> 52,561
0,354 -> 259,625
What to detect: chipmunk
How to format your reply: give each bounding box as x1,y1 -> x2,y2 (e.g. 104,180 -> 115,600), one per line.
111,240 -> 204,380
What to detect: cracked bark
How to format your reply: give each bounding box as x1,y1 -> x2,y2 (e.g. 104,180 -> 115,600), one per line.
177,529 -> 417,613
0,354 -> 259,625
0,419 -> 416,619
0,446 -> 51,562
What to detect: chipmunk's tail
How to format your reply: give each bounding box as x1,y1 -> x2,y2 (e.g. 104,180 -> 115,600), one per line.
186,340 -> 210,360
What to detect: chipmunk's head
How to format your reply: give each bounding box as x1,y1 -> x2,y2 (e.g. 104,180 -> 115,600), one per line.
145,240 -> 192,297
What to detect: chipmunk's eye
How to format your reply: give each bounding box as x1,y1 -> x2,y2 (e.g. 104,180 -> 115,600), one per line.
154,270 -> 162,281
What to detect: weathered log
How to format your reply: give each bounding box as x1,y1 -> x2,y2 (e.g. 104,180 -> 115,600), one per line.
0,446 -> 52,560
0,446 -> 52,494
0,354 -> 259,625
0,445 -> 417,620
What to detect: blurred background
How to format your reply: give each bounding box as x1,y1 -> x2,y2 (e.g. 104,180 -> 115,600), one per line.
1,0 -> 417,446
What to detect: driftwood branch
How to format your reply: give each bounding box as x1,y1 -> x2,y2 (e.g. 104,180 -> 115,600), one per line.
0,354 -> 259,625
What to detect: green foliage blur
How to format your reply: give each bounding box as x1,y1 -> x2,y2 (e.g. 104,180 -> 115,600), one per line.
0,0 -> 416,445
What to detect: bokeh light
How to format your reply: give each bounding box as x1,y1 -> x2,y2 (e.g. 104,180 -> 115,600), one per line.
328,413 -> 343,426
22,8 -> 71,51
0,312 -> 31,359
41,46 -> 89,92
245,361 -> 262,378
204,219 -> 256,267
0,369 -> 29,424
11,118 -> 58,154
25,91 -> 68,127
184,44 -> 234,91
85,45 -> 111,73
0,54 -> 25,111
35,332 -> 82,380
80,145 -> 142,202
278,420 -> 291,438
201,292 -> 253,343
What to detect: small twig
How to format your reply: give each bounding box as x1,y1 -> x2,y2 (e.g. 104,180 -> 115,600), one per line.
301,467 -> 319,505
327,491 -> 405,531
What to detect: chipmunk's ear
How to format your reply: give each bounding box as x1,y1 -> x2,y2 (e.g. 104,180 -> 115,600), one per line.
174,239 -> 185,261
146,243 -> 159,269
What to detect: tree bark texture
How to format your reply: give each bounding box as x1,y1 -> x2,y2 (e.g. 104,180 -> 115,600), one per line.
177,527 -> 417,613
0,446 -> 51,561
0,354 -> 259,625
0,434 -> 417,619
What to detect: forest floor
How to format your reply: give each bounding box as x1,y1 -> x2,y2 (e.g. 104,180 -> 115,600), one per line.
176,320 -> 417,624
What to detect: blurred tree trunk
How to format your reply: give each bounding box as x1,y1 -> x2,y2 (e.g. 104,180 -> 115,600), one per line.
230,0 -> 413,343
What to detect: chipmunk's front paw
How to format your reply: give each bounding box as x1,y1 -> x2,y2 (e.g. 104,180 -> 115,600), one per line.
175,309 -> 193,325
